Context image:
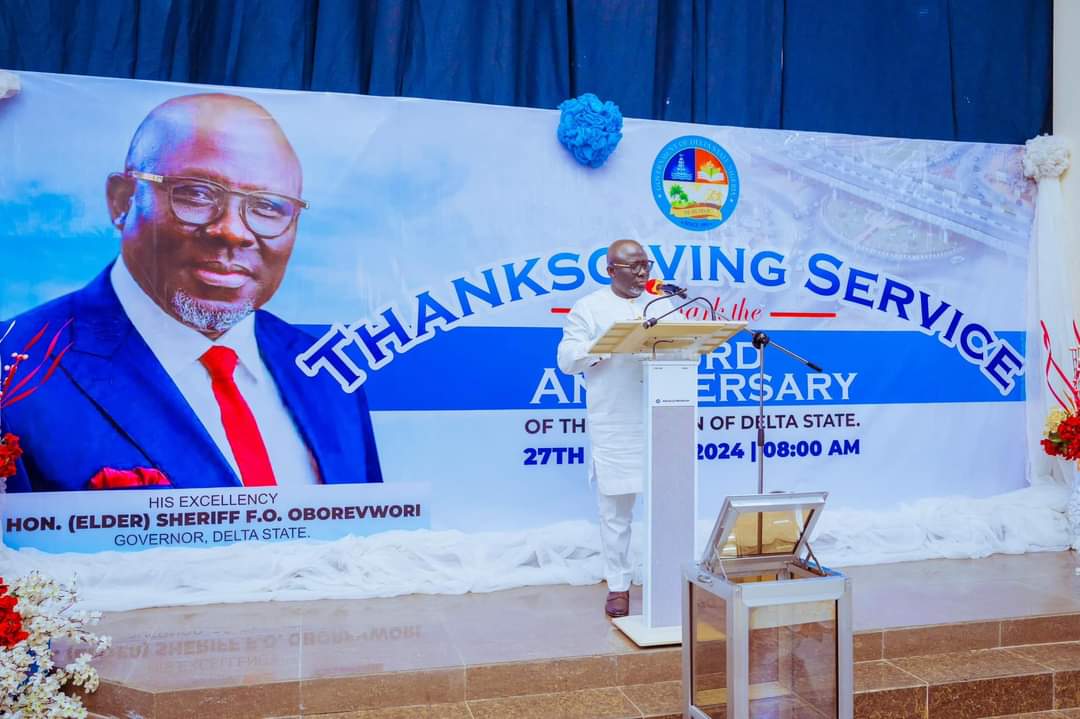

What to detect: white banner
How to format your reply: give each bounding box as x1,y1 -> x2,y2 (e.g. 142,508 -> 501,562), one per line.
0,72 -> 1034,553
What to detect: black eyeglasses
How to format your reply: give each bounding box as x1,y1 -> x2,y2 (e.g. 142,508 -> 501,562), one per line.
125,171 -> 309,239
610,260 -> 654,274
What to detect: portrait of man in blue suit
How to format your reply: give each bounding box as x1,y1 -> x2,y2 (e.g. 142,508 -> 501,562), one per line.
1,92 -> 382,492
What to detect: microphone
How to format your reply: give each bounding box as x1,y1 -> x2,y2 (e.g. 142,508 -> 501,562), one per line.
644,278 -> 688,298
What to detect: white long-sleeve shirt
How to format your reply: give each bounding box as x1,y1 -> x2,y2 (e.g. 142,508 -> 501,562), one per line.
556,286 -> 685,495
111,259 -> 319,485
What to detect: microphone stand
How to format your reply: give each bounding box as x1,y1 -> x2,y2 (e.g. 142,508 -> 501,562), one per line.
639,291 -> 816,498
739,328 -> 822,552
640,288 -> 689,324
639,290 -> 824,552
737,329 -> 822,495
641,296 -> 714,328
641,292 -> 824,498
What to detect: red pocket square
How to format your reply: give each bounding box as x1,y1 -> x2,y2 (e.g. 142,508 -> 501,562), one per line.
88,467 -> 171,490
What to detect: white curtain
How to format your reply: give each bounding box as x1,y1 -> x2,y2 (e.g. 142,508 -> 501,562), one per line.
1023,135 -> 1079,541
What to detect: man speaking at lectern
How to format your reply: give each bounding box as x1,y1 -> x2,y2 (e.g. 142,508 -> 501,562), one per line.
556,239 -> 685,618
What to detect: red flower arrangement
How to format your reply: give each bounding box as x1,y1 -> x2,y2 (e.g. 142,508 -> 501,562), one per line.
0,432 -> 21,479
0,320 -> 71,484
1043,408 -> 1080,462
0,577 -> 28,649
1039,326 -> 1080,464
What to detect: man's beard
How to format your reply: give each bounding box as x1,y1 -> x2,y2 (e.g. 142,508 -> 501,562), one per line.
171,289 -> 254,334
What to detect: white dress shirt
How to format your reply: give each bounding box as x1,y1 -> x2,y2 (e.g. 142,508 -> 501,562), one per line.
111,259 -> 319,485
556,286 -> 686,495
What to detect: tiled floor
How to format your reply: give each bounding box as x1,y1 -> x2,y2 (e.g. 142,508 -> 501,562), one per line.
78,550 -> 1080,718
852,641 -> 1080,718
842,551 -> 1080,629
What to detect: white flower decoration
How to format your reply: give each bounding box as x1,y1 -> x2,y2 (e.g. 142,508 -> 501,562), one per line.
1023,134 -> 1071,180
1,573 -> 110,718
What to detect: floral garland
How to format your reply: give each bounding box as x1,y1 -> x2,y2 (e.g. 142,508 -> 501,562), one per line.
0,573 -> 110,718
555,93 -> 623,169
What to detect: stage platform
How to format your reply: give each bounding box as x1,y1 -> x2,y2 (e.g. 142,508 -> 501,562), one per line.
79,550 -> 1080,719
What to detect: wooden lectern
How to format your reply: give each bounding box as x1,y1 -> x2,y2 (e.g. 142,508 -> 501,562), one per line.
589,319 -> 745,647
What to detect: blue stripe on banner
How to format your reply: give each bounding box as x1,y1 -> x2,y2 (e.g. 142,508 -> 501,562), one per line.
298,326 -> 1024,410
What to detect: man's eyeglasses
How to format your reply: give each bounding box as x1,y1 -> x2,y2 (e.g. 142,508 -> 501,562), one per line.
610,260 -> 655,274
125,171 -> 309,239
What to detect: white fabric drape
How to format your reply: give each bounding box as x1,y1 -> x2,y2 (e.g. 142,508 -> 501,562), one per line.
1023,135 -> 1080,543
3,488 -> 1070,612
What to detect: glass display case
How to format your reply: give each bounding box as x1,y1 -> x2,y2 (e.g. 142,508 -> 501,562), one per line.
681,491 -> 852,718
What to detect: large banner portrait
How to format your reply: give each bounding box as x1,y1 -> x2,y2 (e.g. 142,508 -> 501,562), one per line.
0,72 -> 1034,554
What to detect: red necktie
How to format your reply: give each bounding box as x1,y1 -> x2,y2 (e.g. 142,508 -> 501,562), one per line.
200,346 -> 277,487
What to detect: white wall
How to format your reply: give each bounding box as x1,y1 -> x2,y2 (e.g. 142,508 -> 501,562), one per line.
1056,0 -> 1079,311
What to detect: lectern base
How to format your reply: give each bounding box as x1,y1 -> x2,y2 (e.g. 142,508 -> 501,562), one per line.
611,615 -> 681,647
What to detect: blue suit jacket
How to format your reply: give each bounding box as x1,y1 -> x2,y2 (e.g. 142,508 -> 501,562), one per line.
1,266 -> 382,492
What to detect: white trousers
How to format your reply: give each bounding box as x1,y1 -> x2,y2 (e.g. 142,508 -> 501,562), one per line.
598,491 -> 637,592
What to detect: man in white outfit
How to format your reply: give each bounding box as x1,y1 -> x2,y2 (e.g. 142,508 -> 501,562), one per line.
556,239 -> 684,618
